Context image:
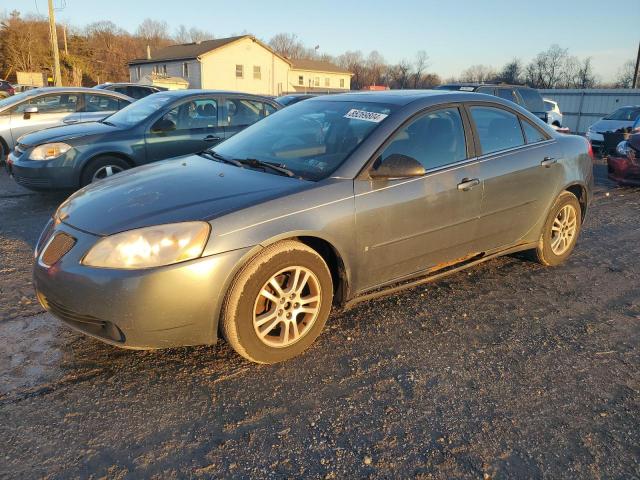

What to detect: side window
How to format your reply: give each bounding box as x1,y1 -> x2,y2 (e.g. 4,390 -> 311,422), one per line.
113,86 -> 129,95
14,94 -> 79,113
161,98 -> 218,131
516,88 -> 545,112
378,107 -> 468,171
127,86 -> 150,100
84,94 -> 120,112
521,119 -> 547,144
225,99 -> 269,127
476,87 -> 495,96
496,89 -> 518,103
118,99 -> 131,109
470,106 -> 525,154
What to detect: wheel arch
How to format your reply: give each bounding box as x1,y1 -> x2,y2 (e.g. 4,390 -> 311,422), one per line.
563,182 -> 588,220
0,135 -> 9,157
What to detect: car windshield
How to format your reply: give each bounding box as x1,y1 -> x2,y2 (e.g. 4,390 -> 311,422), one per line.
104,93 -> 173,127
213,99 -> 396,181
0,90 -> 39,109
604,107 -> 640,121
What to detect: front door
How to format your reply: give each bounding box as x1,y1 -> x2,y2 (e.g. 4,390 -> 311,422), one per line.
9,92 -> 81,145
468,105 -> 564,251
145,96 -> 224,162
354,106 -> 483,291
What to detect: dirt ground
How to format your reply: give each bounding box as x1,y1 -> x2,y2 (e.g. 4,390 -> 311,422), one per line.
0,161 -> 638,479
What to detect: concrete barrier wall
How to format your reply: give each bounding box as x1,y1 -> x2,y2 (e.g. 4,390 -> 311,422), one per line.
539,89 -> 640,134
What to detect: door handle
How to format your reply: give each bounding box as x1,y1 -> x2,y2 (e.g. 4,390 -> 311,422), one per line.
203,135 -> 221,142
457,178 -> 480,191
541,156 -> 557,167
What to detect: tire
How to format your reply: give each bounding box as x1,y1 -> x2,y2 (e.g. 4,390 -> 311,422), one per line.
80,156 -> 129,186
535,191 -> 582,266
221,240 -> 333,364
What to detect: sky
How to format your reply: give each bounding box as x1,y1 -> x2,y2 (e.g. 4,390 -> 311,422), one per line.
4,0 -> 639,82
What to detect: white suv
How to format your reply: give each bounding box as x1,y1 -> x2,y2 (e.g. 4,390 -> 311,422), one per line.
544,99 -> 563,128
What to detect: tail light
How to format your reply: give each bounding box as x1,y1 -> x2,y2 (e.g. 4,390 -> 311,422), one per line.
585,138 -> 594,160
8,86 -> 14,95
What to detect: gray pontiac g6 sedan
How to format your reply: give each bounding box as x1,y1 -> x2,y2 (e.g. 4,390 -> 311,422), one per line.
33,90 -> 594,364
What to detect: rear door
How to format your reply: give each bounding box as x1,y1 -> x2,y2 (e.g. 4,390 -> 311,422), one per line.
81,93 -> 128,123
354,105 -> 483,289
468,104 -> 564,251
145,96 -> 224,162
9,92 -> 81,144
221,97 -> 277,139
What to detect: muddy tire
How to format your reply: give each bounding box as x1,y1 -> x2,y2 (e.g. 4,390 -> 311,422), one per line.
221,240 -> 333,364
80,156 -> 129,187
535,191 -> 582,266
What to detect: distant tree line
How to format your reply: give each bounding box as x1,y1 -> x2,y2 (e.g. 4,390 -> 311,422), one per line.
0,11 -> 635,90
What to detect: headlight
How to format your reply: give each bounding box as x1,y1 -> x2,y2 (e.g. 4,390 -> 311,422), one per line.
82,222 -> 211,269
616,140 -> 630,157
29,143 -> 72,161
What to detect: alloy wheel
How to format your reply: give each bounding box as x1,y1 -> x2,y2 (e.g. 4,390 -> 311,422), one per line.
550,204 -> 578,255
91,165 -> 124,182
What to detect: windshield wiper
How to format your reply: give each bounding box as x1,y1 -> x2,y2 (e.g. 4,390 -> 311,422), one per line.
234,158 -> 295,177
199,150 -> 244,168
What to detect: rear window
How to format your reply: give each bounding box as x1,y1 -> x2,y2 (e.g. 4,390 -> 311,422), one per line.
604,107 -> 640,121
470,106 -> 525,154
516,88 -> 545,113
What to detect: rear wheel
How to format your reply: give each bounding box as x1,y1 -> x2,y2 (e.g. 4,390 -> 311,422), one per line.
221,240 -> 333,364
81,156 -> 129,186
535,191 -> 582,266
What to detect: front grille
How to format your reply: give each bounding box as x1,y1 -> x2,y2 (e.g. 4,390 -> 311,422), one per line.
13,175 -> 52,188
35,220 -> 55,257
44,296 -> 107,327
40,232 -> 76,267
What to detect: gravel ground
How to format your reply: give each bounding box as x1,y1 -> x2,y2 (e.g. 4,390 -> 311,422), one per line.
0,162 -> 638,479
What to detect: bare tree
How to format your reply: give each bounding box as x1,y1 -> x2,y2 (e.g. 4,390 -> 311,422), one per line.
268,33 -> 306,59
460,64 -> 497,83
497,58 -> 522,84
336,50 -> 365,89
136,18 -> 170,51
388,60 -> 412,89
366,50 -> 386,86
413,50 -> 429,88
174,25 -> 214,44
615,60 -> 636,88
525,44 -> 570,88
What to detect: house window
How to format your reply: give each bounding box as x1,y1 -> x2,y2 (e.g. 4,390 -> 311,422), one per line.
253,66 -> 261,80
324,78 -> 330,87
298,75 -> 303,86
162,64 -> 167,75
183,62 -> 189,78
236,64 -> 244,78
340,78 -> 345,88
314,77 -> 320,87
135,66 -> 141,80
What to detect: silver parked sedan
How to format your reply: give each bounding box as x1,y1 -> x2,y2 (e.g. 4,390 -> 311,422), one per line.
0,87 -> 132,158
33,90 -> 594,364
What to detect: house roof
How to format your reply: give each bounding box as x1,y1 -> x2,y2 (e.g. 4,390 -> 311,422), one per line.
289,58 -> 351,75
128,35 -> 263,65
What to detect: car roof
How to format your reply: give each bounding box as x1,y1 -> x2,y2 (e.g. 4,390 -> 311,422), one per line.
21,86 -> 132,99
154,89 -> 279,102
96,82 -> 159,88
303,89 -> 491,107
439,83 -> 535,89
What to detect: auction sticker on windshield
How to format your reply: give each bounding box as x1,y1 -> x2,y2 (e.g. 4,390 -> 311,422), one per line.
344,109 -> 388,123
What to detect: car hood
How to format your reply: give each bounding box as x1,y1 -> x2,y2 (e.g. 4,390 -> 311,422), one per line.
18,121 -> 119,147
588,119 -> 633,133
56,155 -> 311,236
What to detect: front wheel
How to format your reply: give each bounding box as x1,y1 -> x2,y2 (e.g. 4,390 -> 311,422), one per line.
80,156 -> 129,187
221,240 -> 333,364
535,191 -> 582,266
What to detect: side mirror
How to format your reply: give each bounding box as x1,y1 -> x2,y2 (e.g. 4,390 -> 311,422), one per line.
151,117 -> 176,133
23,106 -> 38,118
369,154 -> 426,179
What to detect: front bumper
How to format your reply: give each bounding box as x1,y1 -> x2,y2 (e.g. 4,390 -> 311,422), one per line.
7,149 -> 78,190
33,220 -> 256,349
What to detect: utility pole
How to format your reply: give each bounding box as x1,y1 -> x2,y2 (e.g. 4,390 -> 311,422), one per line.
633,40 -> 640,89
63,24 -> 68,55
48,0 -> 62,86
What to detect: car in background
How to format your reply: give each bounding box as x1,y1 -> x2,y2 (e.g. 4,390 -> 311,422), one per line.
275,94 -> 317,107
12,84 -> 38,94
0,80 -> 15,98
94,83 -> 167,100
544,98 -> 563,127
435,83 -> 548,123
7,90 -> 280,190
31,90 -> 593,363
586,106 -> 640,153
608,132 -> 640,186
0,87 -> 132,161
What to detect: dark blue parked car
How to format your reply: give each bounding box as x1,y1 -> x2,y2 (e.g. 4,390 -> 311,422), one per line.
7,90 -> 280,190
